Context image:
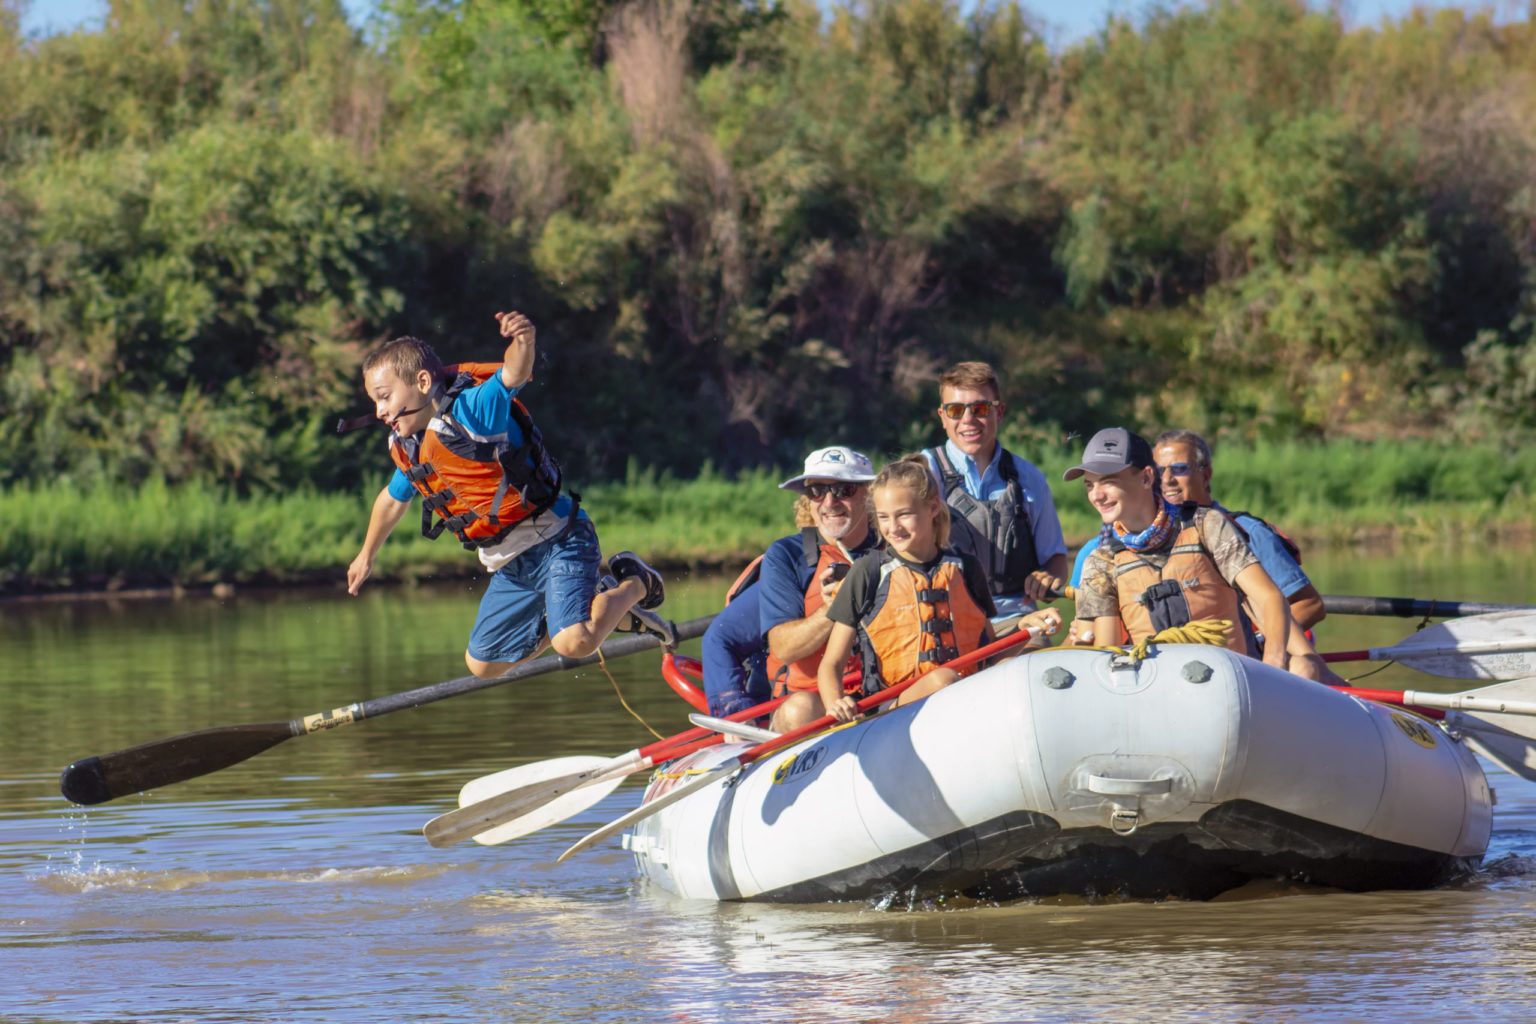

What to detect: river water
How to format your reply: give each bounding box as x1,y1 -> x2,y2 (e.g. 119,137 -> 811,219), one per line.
3,548 -> 1535,1022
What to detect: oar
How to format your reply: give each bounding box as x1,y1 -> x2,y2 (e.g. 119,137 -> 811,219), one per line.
422,694 -> 788,848
1322,595 -> 1533,618
1320,610 -> 1536,680
59,613 -> 715,806
558,625 -> 1046,863
1332,677 -> 1536,783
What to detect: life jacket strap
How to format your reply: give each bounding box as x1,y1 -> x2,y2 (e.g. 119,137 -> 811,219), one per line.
920,618 -> 954,635
918,646 -> 959,665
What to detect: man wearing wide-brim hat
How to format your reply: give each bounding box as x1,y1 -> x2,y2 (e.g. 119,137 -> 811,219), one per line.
708,446 -> 884,733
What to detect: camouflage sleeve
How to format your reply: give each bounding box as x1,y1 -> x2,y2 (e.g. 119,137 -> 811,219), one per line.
1197,508 -> 1259,585
1074,547 -> 1120,620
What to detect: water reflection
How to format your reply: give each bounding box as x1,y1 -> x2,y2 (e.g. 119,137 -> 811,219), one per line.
1,555 -> 1534,1023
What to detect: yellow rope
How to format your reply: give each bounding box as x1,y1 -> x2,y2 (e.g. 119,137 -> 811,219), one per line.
1067,619 -> 1235,664
597,648 -> 665,741
654,764 -> 723,780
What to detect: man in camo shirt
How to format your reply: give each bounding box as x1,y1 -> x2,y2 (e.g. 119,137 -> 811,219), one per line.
1067,427 -> 1291,670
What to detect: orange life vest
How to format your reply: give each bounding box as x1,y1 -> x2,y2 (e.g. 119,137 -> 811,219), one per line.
388,362 -> 564,550
857,551 -> 992,694
1106,508 -> 1246,654
767,529 -> 861,697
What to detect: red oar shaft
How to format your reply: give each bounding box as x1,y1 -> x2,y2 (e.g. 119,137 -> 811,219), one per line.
736,627 -> 1039,765
1330,686 -> 1446,720
1321,650 -> 1370,663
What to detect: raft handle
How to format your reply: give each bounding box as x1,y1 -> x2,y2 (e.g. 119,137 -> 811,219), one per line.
1088,775 -> 1172,797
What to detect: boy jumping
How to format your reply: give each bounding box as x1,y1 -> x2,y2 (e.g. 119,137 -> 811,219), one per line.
346,310 -> 668,676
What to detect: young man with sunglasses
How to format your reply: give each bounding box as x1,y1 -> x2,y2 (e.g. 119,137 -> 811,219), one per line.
923,362 -> 1069,620
758,446 -> 883,731
1067,428 -> 1292,671
1152,429 -> 1340,683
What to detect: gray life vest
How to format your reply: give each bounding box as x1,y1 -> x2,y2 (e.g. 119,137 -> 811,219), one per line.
927,445 -> 1041,596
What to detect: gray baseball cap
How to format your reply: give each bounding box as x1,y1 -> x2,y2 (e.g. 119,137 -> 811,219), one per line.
1063,428 -> 1155,481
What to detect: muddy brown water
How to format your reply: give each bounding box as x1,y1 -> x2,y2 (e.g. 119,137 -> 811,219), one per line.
3,549 -> 1534,1022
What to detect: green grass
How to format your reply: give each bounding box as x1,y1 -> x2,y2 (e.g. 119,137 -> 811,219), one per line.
3,441 -> 1532,595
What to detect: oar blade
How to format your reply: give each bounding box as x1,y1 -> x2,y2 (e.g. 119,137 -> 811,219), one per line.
60,722 -> 294,805
1442,677 -> 1536,783
1453,715 -> 1536,783
470,772 -> 628,847
1380,610 -> 1536,680
424,755 -> 628,848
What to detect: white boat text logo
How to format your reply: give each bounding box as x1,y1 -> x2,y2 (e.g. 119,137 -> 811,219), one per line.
773,746 -> 827,784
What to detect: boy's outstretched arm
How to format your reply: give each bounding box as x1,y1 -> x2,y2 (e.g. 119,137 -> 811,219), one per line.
348,487 -> 412,595
495,311 -> 537,390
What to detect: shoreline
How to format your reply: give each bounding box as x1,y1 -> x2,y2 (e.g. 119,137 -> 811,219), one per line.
6,522 -> 1530,605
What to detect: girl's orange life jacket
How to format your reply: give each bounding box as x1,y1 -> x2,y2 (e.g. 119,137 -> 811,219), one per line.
388,362 -> 564,550
767,529 -> 861,697
857,551 -> 992,693
1105,508 -> 1247,654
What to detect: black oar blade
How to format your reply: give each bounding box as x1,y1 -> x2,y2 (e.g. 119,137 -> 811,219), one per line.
60,722 -> 295,805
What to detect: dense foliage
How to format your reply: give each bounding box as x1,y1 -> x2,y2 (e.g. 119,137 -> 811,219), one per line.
3,0 -> 1534,498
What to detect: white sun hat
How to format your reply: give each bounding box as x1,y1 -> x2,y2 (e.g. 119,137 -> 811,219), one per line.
779,446 -> 877,493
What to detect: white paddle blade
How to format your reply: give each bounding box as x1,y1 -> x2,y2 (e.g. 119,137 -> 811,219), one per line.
457,756 -> 614,806
424,755 -> 619,849
1454,716 -> 1536,783
1443,677 -> 1536,783
1381,611 -> 1536,680
470,769 -> 628,846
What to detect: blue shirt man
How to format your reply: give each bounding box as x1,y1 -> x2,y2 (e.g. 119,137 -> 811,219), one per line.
923,361 -> 1068,618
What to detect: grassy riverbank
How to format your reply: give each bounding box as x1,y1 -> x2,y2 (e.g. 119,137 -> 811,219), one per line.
4,441 -> 1532,596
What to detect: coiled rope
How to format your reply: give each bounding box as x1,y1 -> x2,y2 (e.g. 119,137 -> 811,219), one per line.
1074,618 -> 1234,664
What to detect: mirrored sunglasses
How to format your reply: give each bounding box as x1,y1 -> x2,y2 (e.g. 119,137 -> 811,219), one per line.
939,401 -> 995,420
1158,462 -> 1194,477
806,482 -> 861,501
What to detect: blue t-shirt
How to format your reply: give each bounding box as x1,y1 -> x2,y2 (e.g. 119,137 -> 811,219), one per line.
922,440 -> 1068,573
758,529 -> 882,636
1070,532 -> 1105,588
386,372 -> 576,519
1220,505 -> 1309,598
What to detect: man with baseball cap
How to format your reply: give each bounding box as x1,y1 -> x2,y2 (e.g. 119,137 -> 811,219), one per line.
1067,428 -> 1292,670
758,446 -> 883,731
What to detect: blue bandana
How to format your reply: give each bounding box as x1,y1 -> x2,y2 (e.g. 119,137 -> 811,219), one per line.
1114,497 -> 1181,552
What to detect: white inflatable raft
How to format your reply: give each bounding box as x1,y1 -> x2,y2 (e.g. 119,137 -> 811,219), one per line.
621,645 -> 1492,902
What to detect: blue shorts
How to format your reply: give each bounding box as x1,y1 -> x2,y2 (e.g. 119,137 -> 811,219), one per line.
466,516 -> 601,665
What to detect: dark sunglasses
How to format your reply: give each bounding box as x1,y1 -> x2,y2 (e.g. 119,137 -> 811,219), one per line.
1157,462 -> 1195,477
806,482 -> 861,501
939,401 -> 996,420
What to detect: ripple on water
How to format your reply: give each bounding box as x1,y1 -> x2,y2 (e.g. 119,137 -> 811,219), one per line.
30,861 -> 454,894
